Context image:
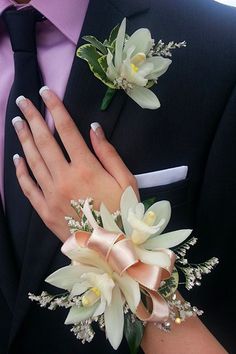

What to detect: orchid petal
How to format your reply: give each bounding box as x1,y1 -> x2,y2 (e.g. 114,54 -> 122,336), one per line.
93,296 -> 106,317
65,247 -> 112,274
127,86 -> 160,109
113,272 -> 140,313
135,247 -> 171,268
100,203 -> 122,233
137,62 -> 154,78
45,265 -> 102,290
120,186 -> 139,236
124,28 -> 153,56
104,285 -> 124,350
146,57 -> 172,80
65,303 -> 98,325
144,229 -> 192,250
135,203 -> 145,220
146,201 -> 171,235
115,18 -> 126,70
70,281 -> 90,297
106,50 -> 118,81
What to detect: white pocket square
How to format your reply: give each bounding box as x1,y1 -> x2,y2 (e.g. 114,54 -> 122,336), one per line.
135,166 -> 188,189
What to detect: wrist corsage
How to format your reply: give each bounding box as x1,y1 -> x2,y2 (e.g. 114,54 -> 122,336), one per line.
29,187 -> 218,353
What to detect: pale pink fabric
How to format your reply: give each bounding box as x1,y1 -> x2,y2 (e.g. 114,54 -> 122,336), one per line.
0,0 -> 89,202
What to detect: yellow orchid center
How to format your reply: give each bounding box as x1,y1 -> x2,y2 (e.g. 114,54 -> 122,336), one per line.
130,63 -> 139,73
130,53 -> 146,74
82,287 -> 101,307
143,211 -> 156,226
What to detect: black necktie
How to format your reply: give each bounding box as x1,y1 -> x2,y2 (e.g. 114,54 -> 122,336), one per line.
2,8 -> 44,269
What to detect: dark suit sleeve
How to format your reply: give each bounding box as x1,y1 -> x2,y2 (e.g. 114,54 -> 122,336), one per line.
192,83 -> 236,352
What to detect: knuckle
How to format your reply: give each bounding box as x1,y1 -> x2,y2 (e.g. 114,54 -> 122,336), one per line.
58,117 -> 74,134
35,133 -> 51,149
22,185 -> 31,199
29,157 -> 39,171
17,125 -> 29,144
23,105 -> 37,122
102,142 -> 115,157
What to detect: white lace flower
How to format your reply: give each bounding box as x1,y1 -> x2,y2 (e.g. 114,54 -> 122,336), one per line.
106,18 -> 172,109
46,246 -> 140,350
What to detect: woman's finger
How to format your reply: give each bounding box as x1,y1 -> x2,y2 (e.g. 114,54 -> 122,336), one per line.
39,87 -> 91,163
12,116 -> 53,192
16,95 -> 67,178
90,122 -> 138,191
13,154 -> 48,218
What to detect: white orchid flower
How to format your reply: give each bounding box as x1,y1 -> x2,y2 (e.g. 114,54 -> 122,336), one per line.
106,18 -> 172,109
100,186 -> 192,269
46,246 -> 140,350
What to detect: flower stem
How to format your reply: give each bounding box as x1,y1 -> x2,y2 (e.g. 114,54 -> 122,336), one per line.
100,88 -> 117,111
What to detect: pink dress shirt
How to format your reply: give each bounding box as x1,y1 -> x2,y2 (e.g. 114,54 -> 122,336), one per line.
0,0 -> 89,202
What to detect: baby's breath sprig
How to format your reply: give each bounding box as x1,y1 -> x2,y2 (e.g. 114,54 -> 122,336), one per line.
152,40 -> 187,58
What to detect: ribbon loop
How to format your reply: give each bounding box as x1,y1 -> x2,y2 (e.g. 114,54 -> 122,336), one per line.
61,206 -> 177,324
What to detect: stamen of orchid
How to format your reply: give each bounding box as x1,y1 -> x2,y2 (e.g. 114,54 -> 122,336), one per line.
131,230 -> 147,245
82,287 -> 101,307
143,211 -> 156,226
131,52 -> 146,66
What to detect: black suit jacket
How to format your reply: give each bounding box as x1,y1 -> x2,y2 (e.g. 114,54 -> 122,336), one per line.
0,0 -> 236,353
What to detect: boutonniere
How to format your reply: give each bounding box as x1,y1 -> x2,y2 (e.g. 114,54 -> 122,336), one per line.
76,18 -> 186,111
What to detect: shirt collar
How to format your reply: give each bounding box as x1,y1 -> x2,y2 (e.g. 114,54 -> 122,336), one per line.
0,0 -> 90,45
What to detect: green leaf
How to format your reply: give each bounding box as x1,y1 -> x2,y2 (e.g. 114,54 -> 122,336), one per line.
76,44 -> 115,89
142,197 -> 157,211
82,35 -> 108,55
108,24 -> 120,45
124,314 -> 144,354
98,55 -> 108,73
146,80 -> 155,89
100,88 -> 117,111
159,268 -> 179,298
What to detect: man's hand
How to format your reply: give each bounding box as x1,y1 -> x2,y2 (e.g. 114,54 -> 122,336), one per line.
13,87 -> 138,242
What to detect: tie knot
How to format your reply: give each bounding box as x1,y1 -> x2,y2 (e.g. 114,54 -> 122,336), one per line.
2,8 -> 43,53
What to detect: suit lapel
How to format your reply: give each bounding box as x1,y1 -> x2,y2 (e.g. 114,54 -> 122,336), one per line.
8,0 -> 150,347
0,200 -> 18,312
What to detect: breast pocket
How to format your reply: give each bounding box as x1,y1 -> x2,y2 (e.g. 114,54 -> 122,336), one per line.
139,179 -> 191,230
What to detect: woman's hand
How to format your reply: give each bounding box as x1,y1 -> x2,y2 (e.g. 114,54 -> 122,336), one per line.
13,87 -> 138,242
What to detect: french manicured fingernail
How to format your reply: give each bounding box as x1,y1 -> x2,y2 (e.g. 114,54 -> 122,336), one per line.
39,86 -> 50,99
12,116 -> 24,132
16,95 -> 28,109
13,154 -> 20,167
91,122 -> 105,139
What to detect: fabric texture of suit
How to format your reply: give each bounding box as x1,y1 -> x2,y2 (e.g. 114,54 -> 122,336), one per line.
0,0 -> 236,353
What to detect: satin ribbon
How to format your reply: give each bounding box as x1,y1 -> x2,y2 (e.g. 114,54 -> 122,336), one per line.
62,201 -> 176,323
